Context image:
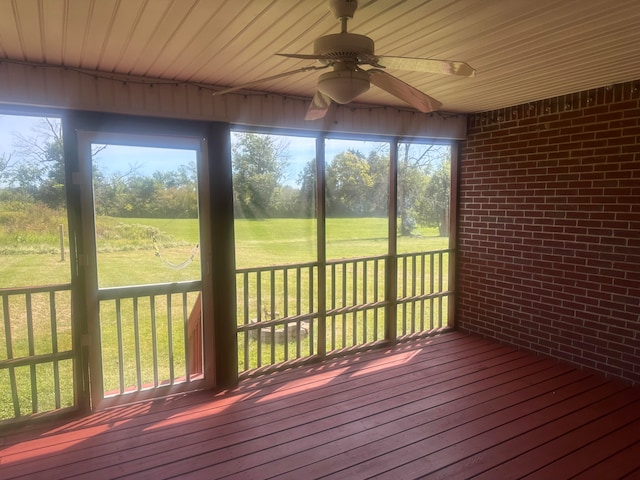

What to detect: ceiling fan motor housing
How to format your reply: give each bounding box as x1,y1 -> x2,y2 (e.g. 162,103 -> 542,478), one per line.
314,32 -> 374,61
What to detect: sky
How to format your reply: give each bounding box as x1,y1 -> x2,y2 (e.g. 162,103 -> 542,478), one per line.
1,113 -> 388,187
92,144 -> 197,176
0,114 -> 45,156
0,114 -> 455,196
89,134 -> 384,185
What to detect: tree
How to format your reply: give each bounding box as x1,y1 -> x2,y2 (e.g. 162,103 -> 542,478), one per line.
364,149 -> 389,216
0,152 -> 16,187
272,185 -> 305,218
397,143 -> 450,236
232,133 -> 288,218
147,162 -> 198,218
92,161 -> 198,219
297,158 -> 316,217
11,118 -> 65,207
326,149 -> 374,216
416,158 -> 451,236
7,118 -> 109,209
92,162 -> 142,217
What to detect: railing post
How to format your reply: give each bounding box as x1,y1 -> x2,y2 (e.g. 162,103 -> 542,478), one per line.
316,136 -> 326,357
187,293 -> 203,375
448,142 -> 460,328
385,138 -> 398,342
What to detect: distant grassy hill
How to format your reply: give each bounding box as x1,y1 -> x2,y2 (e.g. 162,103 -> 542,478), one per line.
2,209 -> 448,287
0,201 -> 67,254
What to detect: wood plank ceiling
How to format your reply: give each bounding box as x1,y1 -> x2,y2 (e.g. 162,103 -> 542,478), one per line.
0,0 -> 639,114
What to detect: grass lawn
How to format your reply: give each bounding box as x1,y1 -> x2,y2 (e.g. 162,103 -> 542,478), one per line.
1,216 -> 450,420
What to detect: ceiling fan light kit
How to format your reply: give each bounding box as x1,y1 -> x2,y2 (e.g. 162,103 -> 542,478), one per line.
318,65 -> 370,104
215,0 -> 475,120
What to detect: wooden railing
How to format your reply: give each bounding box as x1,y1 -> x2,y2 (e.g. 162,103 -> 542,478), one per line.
0,283 -> 74,422
1,249 -> 452,420
325,255 -> 387,350
97,280 -> 202,397
236,262 -> 318,371
397,249 -> 451,336
236,249 -> 453,375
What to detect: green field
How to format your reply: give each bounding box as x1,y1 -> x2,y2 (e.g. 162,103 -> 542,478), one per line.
1,216 -> 449,420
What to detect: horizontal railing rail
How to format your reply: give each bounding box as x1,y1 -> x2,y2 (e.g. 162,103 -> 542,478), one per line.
0,283 -> 73,295
236,311 -> 318,332
397,291 -> 452,304
0,350 -> 75,369
326,299 -> 387,316
98,280 -> 202,300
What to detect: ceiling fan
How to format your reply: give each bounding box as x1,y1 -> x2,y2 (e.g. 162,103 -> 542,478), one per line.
213,0 -> 476,120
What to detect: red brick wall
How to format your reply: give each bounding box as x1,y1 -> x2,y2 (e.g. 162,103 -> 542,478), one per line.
457,81 -> 640,385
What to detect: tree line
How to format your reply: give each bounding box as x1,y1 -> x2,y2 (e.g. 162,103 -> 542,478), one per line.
1,123 -> 451,236
232,133 -> 451,236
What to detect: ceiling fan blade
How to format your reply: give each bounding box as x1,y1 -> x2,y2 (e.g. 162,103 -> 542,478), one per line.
375,56 -> 476,77
305,91 -> 332,121
277,53 -> 328,61
212,65 -> 328,96
367,69 -> 442,113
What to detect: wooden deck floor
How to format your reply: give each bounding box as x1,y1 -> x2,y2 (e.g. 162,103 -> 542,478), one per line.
1,331 -> 640,479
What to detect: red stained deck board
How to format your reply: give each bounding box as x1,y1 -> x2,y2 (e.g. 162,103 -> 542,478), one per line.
473,401 -> 640,479
361,380 -> 626,479
41,344 -> 526,479
200,363 -> 578,480
520,418 -> 640,480
1,336 -> 477,453
3,337 -> 506,478
570,441 -> 640,480
127,355 -> 559,479
4,333 -> 469,449
0,332 -> 638,480
429,394 -> 640,479
283,372 -> 604,480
